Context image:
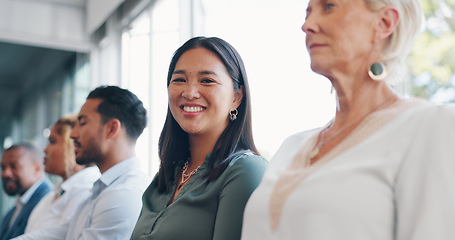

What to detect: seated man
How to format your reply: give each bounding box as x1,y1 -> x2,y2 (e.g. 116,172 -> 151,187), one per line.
13,85 -> 151,240
1,143 -> 53,240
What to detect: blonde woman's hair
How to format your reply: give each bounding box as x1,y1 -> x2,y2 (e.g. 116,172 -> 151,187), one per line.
53,115 -> 77,147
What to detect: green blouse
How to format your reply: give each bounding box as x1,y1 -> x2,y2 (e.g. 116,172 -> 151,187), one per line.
130,152 -> 268,240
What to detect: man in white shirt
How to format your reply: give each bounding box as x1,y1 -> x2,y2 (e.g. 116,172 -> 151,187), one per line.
13,85 -> 151,240
0,143 -> 52,240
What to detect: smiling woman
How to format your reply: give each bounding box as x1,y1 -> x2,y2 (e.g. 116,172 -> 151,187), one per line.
130,36 -> 268,240
168,47 -> 242,137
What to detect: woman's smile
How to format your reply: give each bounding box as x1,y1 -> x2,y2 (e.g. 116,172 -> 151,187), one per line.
182,105 -> 206,113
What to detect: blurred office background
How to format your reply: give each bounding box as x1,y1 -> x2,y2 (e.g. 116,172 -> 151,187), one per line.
0,0 -> 453,218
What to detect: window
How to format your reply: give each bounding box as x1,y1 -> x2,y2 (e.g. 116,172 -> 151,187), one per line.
122,0 -> 189,176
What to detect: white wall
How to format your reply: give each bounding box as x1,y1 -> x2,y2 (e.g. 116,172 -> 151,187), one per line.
87,0 -> 125,34
0,0 -> 89,51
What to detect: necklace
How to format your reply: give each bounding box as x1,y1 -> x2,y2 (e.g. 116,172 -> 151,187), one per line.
177,160 -> 201,190
309,94 -> 397,161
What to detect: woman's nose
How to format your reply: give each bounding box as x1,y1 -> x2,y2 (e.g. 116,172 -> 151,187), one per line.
182,84 -> 200,100
301,14 -> 317,34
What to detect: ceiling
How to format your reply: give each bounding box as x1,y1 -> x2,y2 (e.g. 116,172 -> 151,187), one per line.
0,41 -> 76,139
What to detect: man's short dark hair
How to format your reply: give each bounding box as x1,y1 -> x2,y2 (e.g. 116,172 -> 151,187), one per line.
5,143 -> 42,163
87,85 -> 147,141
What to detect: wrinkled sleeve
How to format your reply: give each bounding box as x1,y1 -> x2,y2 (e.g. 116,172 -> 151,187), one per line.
212,154 -> 268,240
11,222 -> 69,240
77,187 -> 144,240
396,105 -> 455,240
11,187 -> 143,240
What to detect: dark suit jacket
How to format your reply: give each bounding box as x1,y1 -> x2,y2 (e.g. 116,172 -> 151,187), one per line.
0,180 -> 52,240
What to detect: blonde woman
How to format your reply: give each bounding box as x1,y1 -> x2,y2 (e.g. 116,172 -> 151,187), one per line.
24,116 -> 100,233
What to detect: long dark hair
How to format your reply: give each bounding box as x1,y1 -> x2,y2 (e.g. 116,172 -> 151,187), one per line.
157,36 -> 259,193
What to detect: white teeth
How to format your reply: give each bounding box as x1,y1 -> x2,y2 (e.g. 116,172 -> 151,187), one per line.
183,106 -> 204,112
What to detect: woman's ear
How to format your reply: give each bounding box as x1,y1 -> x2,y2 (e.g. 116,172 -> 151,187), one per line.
233,86 -> 244,109
374,6 -> 399,42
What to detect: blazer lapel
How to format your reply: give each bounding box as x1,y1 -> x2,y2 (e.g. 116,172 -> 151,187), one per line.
0,181 -> 52,240
0,207 -> 16,240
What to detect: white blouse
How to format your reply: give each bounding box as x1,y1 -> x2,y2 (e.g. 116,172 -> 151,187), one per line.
242,98 -> 455,240
25,166 -> 100,233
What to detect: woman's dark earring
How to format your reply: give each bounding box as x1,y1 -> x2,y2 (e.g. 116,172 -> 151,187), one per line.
368,62 -> 387,81
229,108 -> 238,121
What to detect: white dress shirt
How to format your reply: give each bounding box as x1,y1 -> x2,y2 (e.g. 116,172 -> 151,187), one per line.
13,157 -> 151,240
25,166 -> 100,232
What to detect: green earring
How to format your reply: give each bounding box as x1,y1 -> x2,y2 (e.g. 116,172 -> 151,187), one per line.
368,62 -> 387,81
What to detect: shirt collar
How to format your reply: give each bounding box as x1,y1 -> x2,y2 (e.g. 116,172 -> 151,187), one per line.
19,178 -> 44,204
98,157 -> 139,187
90,157 -> 139,199
61,166 -> 100,192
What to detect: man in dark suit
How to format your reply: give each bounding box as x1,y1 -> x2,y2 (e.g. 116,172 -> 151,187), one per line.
0,143 -> 52,240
